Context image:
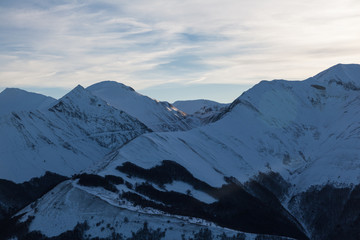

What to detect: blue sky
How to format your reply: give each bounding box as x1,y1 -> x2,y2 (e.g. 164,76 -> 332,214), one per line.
1,0 -> 360,102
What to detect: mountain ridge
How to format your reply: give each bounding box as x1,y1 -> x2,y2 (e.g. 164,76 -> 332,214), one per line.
0,88 -> 56,117
2,63 -> 360,239
87,81 -> 199,132
0,84 -> 150,183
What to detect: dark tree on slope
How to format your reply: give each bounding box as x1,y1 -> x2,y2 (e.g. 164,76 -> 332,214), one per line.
218,232 -> 246,240
255,234 -> 294,240
74,173 -> 118,193
127,222 -> 165,240
118,161 -> 307,239
182,228 -> 216,240
192,228 -> 213,240
19,222 -> 89,240
289,184 -> 360,240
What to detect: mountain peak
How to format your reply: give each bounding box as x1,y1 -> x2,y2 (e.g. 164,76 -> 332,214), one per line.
2,87 -> 26,94
310,63 -> 360,88
60,84 -> 88,99
88,81 -> 135,92
0,88 -> 56,116
87,81 -> 197,132
72,84 -> 86,92
49,84 -> 106,114
1,88 -> 53,98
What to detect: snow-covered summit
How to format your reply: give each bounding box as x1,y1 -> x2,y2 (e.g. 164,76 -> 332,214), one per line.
89,81 -> 135,92
309,63 -> 360,89
0,85 -> 150,183
95,64 -> 360,194
0,88 -> 55,116
217,64 -> 360,125
49,84 -> 109,115
87,81 -> 198,132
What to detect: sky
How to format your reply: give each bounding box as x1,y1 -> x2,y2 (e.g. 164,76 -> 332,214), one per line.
0,0 -> 360,103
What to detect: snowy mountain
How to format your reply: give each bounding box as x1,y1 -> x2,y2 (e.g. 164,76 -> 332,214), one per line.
87,81 -> 198,132
311,63 -> 360,89
0,85 -> 150,183
173,99 -> 228,122
3,64 -> 360,240
0,88 -> 55,117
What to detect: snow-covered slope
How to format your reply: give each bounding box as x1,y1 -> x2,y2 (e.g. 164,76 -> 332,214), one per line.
8,64 -> 360,240
0,85 -> 149,183
0,88 -> 55,116
17,180 -> 259,240
99,70 -> 360,192
25,63 -> 360,239
87,81 -> 198,132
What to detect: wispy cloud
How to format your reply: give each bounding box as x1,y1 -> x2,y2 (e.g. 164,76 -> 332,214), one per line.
0,0 -> 360,101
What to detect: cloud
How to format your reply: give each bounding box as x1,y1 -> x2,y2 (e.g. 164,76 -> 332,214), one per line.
0,0 -> 360,101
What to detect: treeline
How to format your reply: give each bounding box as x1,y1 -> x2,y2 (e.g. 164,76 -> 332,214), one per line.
0,172 -> 67,220
116,161 -> 307,240
1,214 -> 294,240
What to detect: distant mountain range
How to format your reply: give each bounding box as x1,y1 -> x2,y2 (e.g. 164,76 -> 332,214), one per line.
1,64 -> 360,240
173,99 -> 228,123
